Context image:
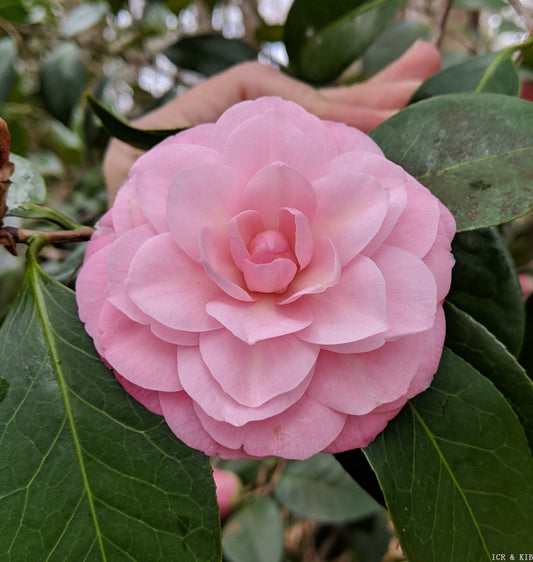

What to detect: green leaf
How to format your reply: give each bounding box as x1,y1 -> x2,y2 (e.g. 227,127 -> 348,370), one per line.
361,20 -> 430,78
447,228 -> 525,355
0,36 -> 17,104
40,42 -> 86,125
445,301 -> 533,450
284,0 -> 406,84
411,50 -> 520,102
60,1 -> 109,37
163,33 -> 257,77
7,153 -> 47,210
370,93 -> 533,231
222,496 -> 283,562
364,348 -> 533,561
0,0 -> 29,22
274,454 -> 381,523
0,255 -> 221,561
86,94 -> 185,150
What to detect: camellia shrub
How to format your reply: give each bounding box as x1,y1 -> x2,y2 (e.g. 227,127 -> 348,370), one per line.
1,1 -> 533,561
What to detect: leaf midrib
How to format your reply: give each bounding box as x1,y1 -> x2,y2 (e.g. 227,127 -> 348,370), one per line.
408,398 -> 491,560
28,261 -> 107,561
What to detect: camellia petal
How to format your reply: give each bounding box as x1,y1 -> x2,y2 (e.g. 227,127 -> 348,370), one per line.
239,162 -> 317,229
127,233 -> 221,332
199,227 -> 255,302
195,394 -> 346,460
178,346 -> 312,425
159,391 -> 251,459
222,111 -> 326,182
298,255 -> 388,345
98,302 -> 181,392
199,330 -> 319,406
313,171 -> 389,265
134,144 -> 221,233
374,244 -> 438,338
206,294 -> 313,344
308,334 -> 424,415
167,163 -> 245,260
278,236 -> 340,304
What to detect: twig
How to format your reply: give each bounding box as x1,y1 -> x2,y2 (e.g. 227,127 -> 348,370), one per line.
508,0 -> 533,34
433,0 -> 454,49
0,225 -> 95,256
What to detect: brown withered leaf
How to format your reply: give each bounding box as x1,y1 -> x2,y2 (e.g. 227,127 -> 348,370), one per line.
0,117 -> 14,225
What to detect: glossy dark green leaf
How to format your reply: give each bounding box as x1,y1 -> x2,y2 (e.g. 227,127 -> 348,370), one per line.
284,0 -> 406,84
40,42 -> 86,125
86,94 -> 185,150
164,33 -> 257,77
361,20 -> 430,78
0,37 -> 17,104
445,301 -> 533,450
447,228 -> 525,355
274,454 -> 382,523
0,0 -> 29,22
364,348 -> 533,562
7,154 -> 47,210
370,93 -> 533,231
0,254 -> 221,561
222,496 -> 283,562
60,1 -> 109,37
411,50 -> 520,102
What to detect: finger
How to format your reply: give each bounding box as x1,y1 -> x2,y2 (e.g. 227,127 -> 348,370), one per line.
369,40 -> 441,83
321,79 -> 422,109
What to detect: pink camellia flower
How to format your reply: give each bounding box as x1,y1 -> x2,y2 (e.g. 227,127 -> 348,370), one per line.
77,97 -> 455,460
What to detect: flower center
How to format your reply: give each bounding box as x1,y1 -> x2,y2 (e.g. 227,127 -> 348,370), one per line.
249,230 -> 296,265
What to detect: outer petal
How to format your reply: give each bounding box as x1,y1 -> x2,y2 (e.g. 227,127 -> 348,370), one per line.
312,171 -> 389,265
199,330 -> 319,406
76,244 -> 111,340
167,163 -> 245,260
324,151 -> 408,257
206,294 -> 313,344
422,220 -> 455,302
222,111 -> 326,182
195,394 -> 346,460
178,346 -> 313,425
126,232 -> 221,332
324,408 -> 398,453
383,177 -> 440,258
307,333 -> 424,415
239,163 -> 317,229
214,97 -> 336,160
115,374 -> 163,415
159,391 -> 254,459
112,181 -> 149,235
324,120 -> 384,155
106,224 -> 156,324
374,244 -> 437,338
149,322 -> 200,346
134,144 -> 221,233
98,302 -> 181,391
298,255 -> 388,345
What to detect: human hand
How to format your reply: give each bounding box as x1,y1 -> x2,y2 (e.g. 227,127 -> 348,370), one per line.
103,40 -> 440,200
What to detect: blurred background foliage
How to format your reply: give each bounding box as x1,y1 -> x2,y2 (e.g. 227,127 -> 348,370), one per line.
1,0 -> 533,560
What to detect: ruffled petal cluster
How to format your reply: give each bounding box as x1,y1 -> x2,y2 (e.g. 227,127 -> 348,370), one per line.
77,97 -> 455,460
